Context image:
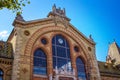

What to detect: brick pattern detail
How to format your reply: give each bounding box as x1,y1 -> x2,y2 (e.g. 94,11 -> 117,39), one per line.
24,25 -> 101,80
11,18 -> 101,80
0,58 -> 12,80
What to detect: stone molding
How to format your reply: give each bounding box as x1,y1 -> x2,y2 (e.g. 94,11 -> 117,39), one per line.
23,25 -> 100,80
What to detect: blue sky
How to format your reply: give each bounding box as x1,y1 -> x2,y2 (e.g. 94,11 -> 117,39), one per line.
0,0 -> 120,61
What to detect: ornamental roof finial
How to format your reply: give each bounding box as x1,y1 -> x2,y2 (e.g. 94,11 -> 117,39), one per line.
15,13 -> 25,21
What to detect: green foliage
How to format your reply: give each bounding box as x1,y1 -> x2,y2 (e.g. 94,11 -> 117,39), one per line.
0,0 -> 30,14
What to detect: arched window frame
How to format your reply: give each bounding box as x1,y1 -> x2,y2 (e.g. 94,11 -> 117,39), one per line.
33,48 -> 47,75
52,34 -> 72,71
76,57 -> 87,80
0,69 -> 3,80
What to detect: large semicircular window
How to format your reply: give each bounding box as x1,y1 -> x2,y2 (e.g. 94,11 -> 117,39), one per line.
52,35 -> 72,70
0,69 -> 3,80
76,58 -> 86,80
33,49 -> 47,75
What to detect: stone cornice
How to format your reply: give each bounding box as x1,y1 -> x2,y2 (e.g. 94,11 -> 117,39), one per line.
100,72 -> 120,78
12,16 -> 95,45
69,24 -> 95,45
13,17 -> 53,27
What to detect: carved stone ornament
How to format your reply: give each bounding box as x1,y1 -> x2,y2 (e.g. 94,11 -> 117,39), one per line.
15,14 -> 25,21
24,30 -> 30,36
22,68 -> 28,73
53,16 -> 69,28
48,4 -> 70,27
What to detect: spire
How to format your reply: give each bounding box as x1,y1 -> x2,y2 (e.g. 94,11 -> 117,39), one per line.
53,4 -> 56,8
15,14 -> 25,21
12,14 -> 25,26
52,4 -> 56,12
63,8 -> 66,16
107,41 -> 120,66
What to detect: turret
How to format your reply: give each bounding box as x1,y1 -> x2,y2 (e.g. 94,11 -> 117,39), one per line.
106,42 -> 120,69
47,4 -> 70,22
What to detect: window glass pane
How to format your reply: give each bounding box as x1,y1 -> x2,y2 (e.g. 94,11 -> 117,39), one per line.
41,59 -> 47,67
76,58 -> 84,64
34,58 -> 47,66
0,77 -> 3,80
67,49 -> 70,58
34,49 -> 46,57
34,57 -> 41,66
76,58 -> 86,79
33,67 -> 47,75
52,37 -> 55,44
0,70 -> 3,80
52,45 -> 56,56
77,66 -> 85,72
65,40 -> 69,48
56,35 -> 65,46
33,49 -> 47,75
57,58 -> 67,68
52,35 -> 72,70
0,71 -> 3,75
57,46 -> 66,58
53,57 -> 57,68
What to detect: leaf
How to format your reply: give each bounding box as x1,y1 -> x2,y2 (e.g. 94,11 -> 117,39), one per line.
0,0 -> 30,13
22,3 -> 25,6
28,1 -> 30,4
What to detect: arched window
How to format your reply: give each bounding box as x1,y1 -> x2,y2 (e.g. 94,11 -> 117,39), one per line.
76,58 -> 86,80
33,49 -> 47,75
0,69 -> 3,80
52,35 -> 72,70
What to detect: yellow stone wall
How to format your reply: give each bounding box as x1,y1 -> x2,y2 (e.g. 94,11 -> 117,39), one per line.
8,17 -> 101,80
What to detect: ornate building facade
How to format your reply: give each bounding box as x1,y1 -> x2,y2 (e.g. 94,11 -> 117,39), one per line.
98,42 -> 120,80
0,5 -> 120,80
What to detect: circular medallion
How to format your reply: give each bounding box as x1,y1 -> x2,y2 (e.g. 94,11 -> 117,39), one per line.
58,38 -> 63,44
24,30 -> 30,36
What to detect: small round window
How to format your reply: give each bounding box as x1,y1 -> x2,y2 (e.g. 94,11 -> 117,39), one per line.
24,30 -> 30,36
41,38 -> 47,45
74,46 -> 79,52
88,47 -> 91,51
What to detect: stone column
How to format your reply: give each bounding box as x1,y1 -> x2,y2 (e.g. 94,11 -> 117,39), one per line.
47,48 -> 53,78
11,34 -> 22,80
